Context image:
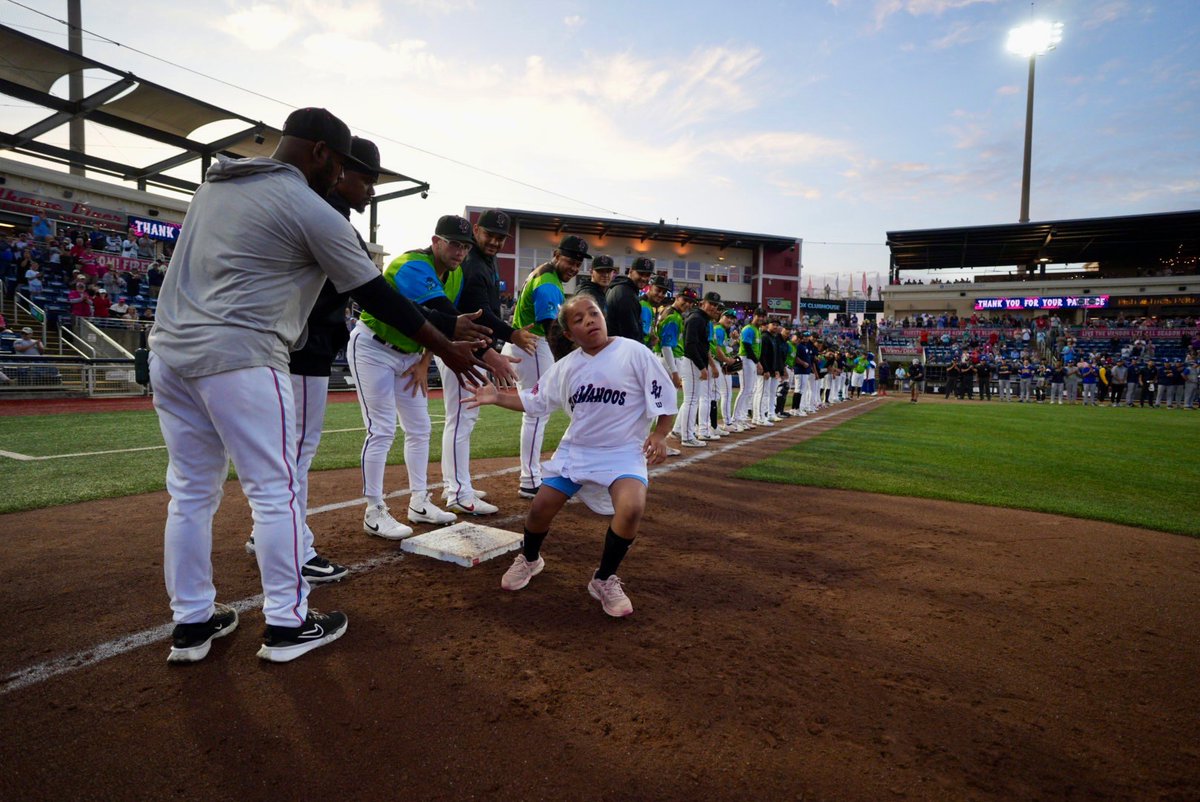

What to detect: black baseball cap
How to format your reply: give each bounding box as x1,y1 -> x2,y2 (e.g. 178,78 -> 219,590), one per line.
630,256 -> 655,273
347,136 -> 398,177
679,287 -> 699,302
477,209 -> 511,235
435,214 -> 474,244
592,254 -> 616,270
648,274 -> 670,289
282,107 -> 368,170
557,235 -> 593,260
702,291 -> 723,306
753,307 -> 767,316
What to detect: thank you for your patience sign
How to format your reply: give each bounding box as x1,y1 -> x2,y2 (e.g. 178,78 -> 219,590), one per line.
128,215 -> 181,242
974,295 -> 1110,311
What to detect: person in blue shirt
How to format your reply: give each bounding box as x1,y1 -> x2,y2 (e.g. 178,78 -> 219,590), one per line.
1079,361 -> 1098,406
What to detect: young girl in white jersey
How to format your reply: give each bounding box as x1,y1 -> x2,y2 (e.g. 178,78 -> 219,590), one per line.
465,295 -> 678,617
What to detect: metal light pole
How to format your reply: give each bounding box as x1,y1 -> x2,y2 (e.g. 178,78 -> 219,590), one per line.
1007,21 -> 1063,224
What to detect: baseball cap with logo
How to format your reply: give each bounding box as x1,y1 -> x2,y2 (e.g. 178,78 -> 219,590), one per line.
679,288 -> 699,302
702,291 -> 723,307
478,209 -> 512,236
557,235 -> 593,260
347,136 -> 398,177
435,215 -> 475,244
630,256 -> 655,274
721,309 -> 737,318
21,327 -> 33,335
591,254 -> 616,270
648,274 -> 670,289
281,107 -> 367,170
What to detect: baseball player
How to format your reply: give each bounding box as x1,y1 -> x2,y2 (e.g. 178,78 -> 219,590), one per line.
243,136 -> 394,581
150,108 -> 488,664
733,307 -> 765,428
438,209 -> 535,517
714,310 -> 740,431
467,294 -> 677,617
695,292 -> 728,439
350,215 -> 496,539
605,256 -> 656,344
753,318 -> 780,425
575,254 -> 616,314
501,235 -> 588,497
673,288 -> 708,447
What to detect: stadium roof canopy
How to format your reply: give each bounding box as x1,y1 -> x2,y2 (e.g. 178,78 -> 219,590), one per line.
0,24 -> 427,200
497,207 -> 799,252
886,210 -> 1200,272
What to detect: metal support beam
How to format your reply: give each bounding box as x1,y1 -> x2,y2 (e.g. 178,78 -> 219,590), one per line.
7,78 -> 135,149
6,139 -> 199,193
128,125 -> 262,181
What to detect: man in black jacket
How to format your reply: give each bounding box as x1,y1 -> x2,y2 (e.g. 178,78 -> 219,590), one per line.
440,208 -> 535,514
605,256 -> 655,344
677,289 -> 710,447
576,254 -> 616,313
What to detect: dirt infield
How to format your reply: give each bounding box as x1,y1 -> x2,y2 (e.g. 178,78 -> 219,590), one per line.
2,398 -> 1197,801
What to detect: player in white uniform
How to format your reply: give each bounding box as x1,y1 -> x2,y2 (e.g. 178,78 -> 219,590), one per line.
500,235 -> 587,497
466,295 -> 677,617
349,215 -> 488,539
149,108 -> 487,664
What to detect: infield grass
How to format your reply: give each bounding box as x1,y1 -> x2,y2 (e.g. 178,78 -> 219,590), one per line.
737,399 -> 1200,537
0,396 -> 569,514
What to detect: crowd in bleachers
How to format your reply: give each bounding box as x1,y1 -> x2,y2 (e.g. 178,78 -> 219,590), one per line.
1,224 -> 167,333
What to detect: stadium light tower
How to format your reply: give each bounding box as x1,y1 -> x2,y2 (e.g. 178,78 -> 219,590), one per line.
1007,20 -> 1063,224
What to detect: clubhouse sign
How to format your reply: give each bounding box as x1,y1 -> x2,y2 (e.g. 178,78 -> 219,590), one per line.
974,295 -> 1110,311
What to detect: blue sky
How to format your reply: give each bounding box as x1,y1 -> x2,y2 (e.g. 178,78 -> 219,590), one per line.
3,0 -> 1198,289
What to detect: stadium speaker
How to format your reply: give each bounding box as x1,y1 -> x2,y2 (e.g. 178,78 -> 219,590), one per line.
148,209 -> 159,217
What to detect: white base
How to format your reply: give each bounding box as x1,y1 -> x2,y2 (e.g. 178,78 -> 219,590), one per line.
400,522 -> 523,567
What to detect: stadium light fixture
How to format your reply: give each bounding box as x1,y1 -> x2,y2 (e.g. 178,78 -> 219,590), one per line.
1007,20 -> 1063,225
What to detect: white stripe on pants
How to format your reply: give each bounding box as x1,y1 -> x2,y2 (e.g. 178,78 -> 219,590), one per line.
734,363 -> 757,423
503,336 -> 552,487
436,355 -> 482,504
291,374 -> 329,564
151,356 -> 309,629
347,325 -> 432,500
679,359 -> 703,441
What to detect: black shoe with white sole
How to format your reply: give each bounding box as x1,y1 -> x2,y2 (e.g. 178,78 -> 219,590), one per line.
257,609 -> 348,663
168,603 -> 239,663
518,485 -> 539,499
302,555 -> 349,583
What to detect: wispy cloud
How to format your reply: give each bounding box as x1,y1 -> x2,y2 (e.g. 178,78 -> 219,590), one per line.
220,4 -> 303,51
564,15 -> 585,29
873,0 -> 1000,30
1082,1 -> 1131,30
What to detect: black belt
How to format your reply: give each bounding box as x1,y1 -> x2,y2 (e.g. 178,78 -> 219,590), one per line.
371,334 -> 409,354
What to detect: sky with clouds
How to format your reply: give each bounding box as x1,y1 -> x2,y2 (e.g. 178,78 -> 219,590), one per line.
3,0 -> 1198,288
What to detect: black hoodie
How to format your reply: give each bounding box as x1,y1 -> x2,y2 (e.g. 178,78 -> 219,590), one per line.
605,275 -> 644,343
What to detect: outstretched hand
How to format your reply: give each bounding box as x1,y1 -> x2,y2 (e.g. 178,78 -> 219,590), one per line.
462,379 -> 500,409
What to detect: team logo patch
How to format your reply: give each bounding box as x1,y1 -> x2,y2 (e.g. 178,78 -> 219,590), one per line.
651,380 -> 662,400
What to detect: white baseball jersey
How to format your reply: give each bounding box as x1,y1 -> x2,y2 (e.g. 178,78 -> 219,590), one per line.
519,337 -> 678,456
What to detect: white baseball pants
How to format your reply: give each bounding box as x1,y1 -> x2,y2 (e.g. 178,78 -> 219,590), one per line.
679,359 -> 703,441
502,336 -> 552,488
347,325 -> 432,500
151,356 -> 310,629
435,355 -> 482,505
734,364 -> 757,423
716,371 -> 733,424
291,374 -> 329,563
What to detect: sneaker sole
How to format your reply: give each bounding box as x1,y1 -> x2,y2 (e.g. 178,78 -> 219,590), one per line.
256,619 -> 348,663
501,559 -> 544,591
587,583 -> 633,617
517,488 -> 539,499
448,505 -> 498,516
167,612 -> 239,663
407,514 -> 457,525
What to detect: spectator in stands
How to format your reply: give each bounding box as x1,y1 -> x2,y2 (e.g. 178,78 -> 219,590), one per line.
109,295 -> 130,319
147,261 -> 165,297
92,287 -> 111,318
121,230 -> 138,258
14,326 -> 44,355
136,232 -> 154,259
67,279 -> 92,318
124,269 -> 141,298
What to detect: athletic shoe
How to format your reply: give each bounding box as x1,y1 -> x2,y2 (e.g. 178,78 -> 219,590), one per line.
302,555 -> 349,584
408,491 -> 457,525
244,536 -> 255,555
588,574 -> 633,617
443,490 -> 488,503
518,485 -> 539,499
167,603 -> 238,664
699,432 -> 720,441
759,419 -> 776,427
448,495 -> 499,516
667,431 -> 680,440
257,609 -> 348,663
500,553 -> 545,591
716,426 -> 731,435
364,502 -> 414,540
681,438 -> 706,448
665,446 -> 682,457
794,411 -> 808,417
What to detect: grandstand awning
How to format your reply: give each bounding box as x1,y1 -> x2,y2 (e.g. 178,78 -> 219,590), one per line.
0,24 -> 427,198
886,210 -> 1200,272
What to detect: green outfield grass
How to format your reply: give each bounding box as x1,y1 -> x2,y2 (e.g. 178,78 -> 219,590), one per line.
737,401 -> 1200,537
0,398 -> 569,514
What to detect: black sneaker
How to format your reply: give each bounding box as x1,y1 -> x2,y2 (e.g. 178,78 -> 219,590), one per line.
302,555 -> 349,584
167,603 -> 239,663
518,485 -> 539,499
257,609 -> 348,663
